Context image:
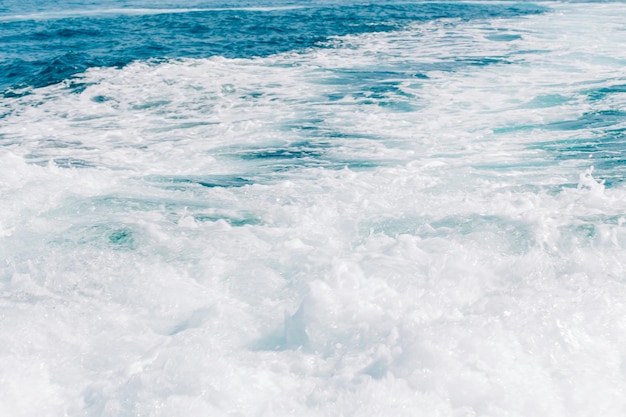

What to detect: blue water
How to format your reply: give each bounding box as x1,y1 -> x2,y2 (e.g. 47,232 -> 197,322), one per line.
2,1 -> 626,416
0,1 -> 546,93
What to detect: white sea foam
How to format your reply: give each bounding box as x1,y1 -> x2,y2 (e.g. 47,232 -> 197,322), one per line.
1,2 -> 626,416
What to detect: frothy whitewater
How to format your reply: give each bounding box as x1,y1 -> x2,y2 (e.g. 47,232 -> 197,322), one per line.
1,1 -> 626,416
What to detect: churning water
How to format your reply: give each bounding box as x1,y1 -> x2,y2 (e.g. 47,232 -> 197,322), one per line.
1,1 -> 626,415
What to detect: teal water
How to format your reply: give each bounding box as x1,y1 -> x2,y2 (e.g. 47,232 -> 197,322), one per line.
0,1 -> 545,93
1,1 -> 626,416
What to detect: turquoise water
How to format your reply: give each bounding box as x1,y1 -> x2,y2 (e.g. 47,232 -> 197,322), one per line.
0,1 -> 545,92
1,1 -> 626,416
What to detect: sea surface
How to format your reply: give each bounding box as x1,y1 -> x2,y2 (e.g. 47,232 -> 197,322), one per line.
1,1 -> 626,416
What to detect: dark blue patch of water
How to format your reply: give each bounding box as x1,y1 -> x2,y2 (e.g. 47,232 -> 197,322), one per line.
586,84 -> 626,102
147,175 -> 253,189
222,139 -> 387,174
0,2 -> 547,94
544,110 -> 626,132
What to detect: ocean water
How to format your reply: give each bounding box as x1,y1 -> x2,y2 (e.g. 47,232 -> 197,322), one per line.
1,0 -> 626,415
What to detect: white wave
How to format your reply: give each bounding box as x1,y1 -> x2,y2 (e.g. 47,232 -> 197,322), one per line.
1,2 -> 626,416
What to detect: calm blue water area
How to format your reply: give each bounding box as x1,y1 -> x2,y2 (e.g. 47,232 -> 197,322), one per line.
0,1 -> 547,94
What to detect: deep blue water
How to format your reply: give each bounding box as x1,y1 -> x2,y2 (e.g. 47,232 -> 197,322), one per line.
1,1 -> 547,93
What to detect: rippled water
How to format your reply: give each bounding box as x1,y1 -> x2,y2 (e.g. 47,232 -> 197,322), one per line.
1,1 -> 626,416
